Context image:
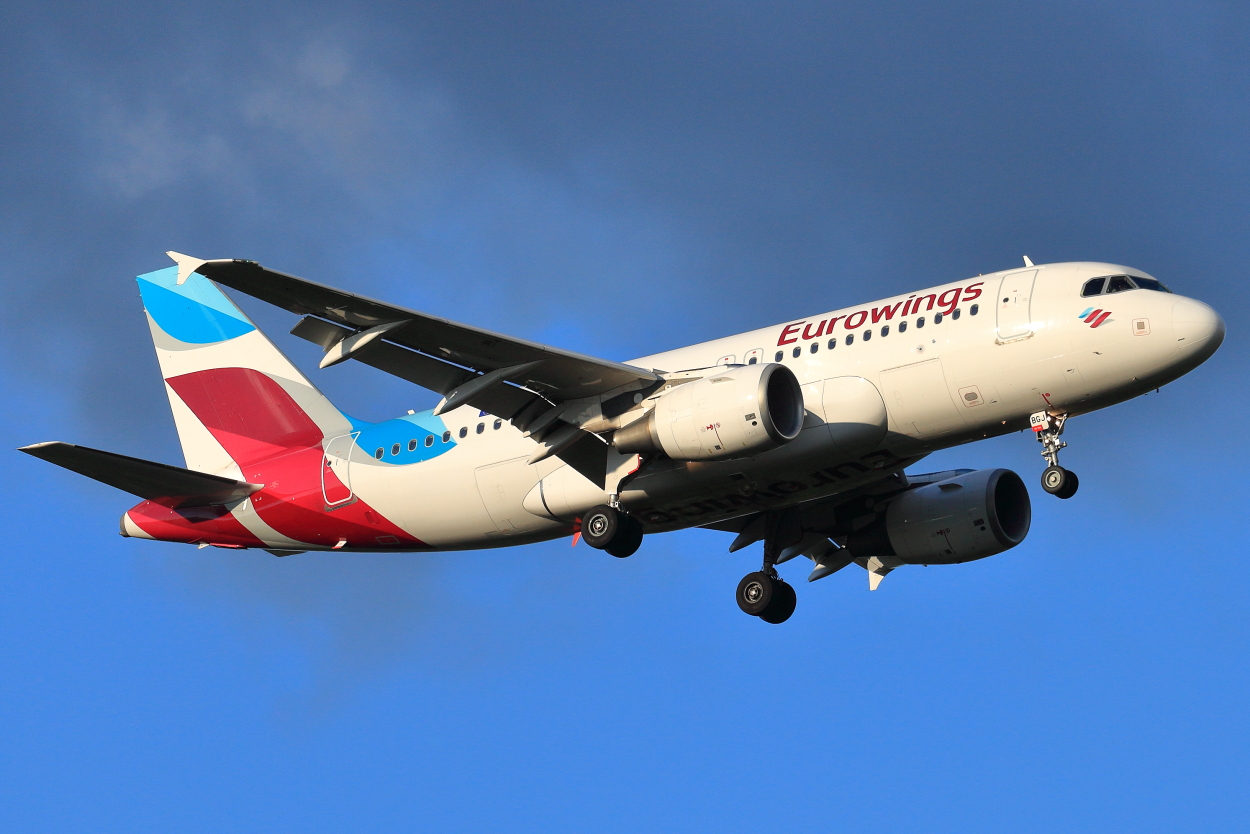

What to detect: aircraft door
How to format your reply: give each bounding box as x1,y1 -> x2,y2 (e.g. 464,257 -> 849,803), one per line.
996,269 -> 1037,341
322,432 -> 358,506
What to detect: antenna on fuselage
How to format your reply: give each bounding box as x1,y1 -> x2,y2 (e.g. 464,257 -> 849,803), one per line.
1023,255 -> 1035,267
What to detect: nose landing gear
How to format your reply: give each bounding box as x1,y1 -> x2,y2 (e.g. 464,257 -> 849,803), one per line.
1032,411 -> 1079,499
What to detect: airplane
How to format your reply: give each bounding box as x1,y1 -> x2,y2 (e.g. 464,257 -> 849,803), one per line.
21,252 -> 1224,624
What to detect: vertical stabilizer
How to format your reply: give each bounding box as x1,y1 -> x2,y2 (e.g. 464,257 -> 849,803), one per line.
137,257 -> 350,477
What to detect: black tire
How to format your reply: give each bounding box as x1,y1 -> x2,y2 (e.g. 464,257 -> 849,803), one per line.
759,579 -> 797,624
1041,465 -> 1069,495
605,515 -> 643,558
1056,470 -> 1079,499
736,571 -> 775,616
581,504 -> 621,549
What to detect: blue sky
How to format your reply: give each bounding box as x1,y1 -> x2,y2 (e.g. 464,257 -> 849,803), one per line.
2,2 -> 1248,831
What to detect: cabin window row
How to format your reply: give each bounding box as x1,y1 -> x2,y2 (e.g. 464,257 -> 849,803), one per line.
748,304 -> 979,363
372,420 -> 505,459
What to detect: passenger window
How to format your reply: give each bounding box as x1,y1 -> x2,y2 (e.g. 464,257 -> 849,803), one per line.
493,419 -> 502,430
442,431 -> 451,443
881,325 -> 889,337
745,349 -> 763,365
863,329 -> 872,341
374,448 -> 384,460
827,338 -> 837,349
425,435 -> 435,446
476,422 -> 485,434
459,427 -> 468,438
775,351 -> 783,362
1081,277 -> 1106,297
970,304 -> 979,316
408,439 -> 417,452
391,443 -> 400,456
952,308 -> 960,320
934,312 -> 943,324
1106,275 -> 1134,294
845,334 -> 854,346
917,316 -> 925,328
899,321 -> 907,333
792,346 -> 801,358
810,342 -> 819,353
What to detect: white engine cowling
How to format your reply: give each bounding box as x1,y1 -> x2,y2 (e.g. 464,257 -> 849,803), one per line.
614,363 -> 804,461
848,468 -> 1031,565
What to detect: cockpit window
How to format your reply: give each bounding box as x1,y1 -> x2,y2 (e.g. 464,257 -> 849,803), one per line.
1130,276 -> 1172,293
1081,277 -> 1106,297
1106,275 -> 1134,294
1083,274 -> 1173,297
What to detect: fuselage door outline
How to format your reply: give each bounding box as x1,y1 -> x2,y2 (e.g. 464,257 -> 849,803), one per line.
322,431 -> 360,507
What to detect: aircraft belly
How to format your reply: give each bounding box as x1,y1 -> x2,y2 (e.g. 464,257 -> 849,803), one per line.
618,428 -> 910,532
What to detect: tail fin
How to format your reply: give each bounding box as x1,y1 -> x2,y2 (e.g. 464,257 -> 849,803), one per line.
138,254 -> 351,476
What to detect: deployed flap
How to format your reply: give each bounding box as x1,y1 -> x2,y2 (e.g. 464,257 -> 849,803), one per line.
19,441 -> 262,508
196,259 -> 659,400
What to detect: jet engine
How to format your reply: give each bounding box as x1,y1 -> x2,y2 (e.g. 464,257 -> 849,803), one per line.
848,468 -> 1031,565
614,363 -> 804,461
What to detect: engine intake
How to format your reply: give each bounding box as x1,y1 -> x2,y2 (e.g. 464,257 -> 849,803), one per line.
848,468 -> 1031,565
614,363 -> 804,461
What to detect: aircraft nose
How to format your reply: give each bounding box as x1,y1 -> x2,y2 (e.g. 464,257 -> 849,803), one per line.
1172,298 -> 1225,358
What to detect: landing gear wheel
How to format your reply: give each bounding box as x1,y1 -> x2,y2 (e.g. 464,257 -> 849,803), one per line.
758,579 -> 797,624
736,571 -> 775,616
1041,465 -> 1072,496
605,515 -> 643,558
582,504 -> 644,556
1056,470 -> 1079,500
582,504 -> 621,549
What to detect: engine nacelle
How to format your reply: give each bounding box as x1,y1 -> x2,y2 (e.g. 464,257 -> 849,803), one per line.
848,468 -> 1031,565
614,363 -> 804,461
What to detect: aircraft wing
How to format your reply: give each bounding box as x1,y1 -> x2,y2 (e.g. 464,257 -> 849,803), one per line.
19,442 -> 262,508
193,258 -> 659,401
179,254 -> 659,488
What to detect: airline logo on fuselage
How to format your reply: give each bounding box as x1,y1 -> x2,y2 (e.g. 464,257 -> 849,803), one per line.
776,281 -> 985,346
1078,308 -> 1112,328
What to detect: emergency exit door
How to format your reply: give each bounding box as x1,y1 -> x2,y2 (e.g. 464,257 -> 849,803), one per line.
996,269 -> 1037,341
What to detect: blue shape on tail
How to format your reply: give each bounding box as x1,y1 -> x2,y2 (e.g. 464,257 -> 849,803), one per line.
137,266 -> 256,344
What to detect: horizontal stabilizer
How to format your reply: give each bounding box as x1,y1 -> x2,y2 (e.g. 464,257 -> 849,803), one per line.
19,441 -> 262,508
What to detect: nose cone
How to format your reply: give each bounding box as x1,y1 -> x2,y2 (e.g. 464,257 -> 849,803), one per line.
1172,298 -> 1226,362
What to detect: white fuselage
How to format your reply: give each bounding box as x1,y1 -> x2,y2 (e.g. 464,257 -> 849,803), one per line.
334,261 -> 1222,551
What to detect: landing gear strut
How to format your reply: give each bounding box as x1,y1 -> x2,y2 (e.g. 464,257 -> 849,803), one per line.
581,504 -> 644,558
735,510 -> 798,624
1032,411 -> 1079,499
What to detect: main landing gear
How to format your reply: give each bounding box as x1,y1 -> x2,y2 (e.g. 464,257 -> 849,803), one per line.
1031,410 -> 1079,499
736,572 -> 797,624
581,503 -> 644,558
735,509 -> 798,624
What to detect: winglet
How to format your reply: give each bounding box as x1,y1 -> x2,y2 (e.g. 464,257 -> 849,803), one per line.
166,251 -> 208,285
1023,255 -> 1035,267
